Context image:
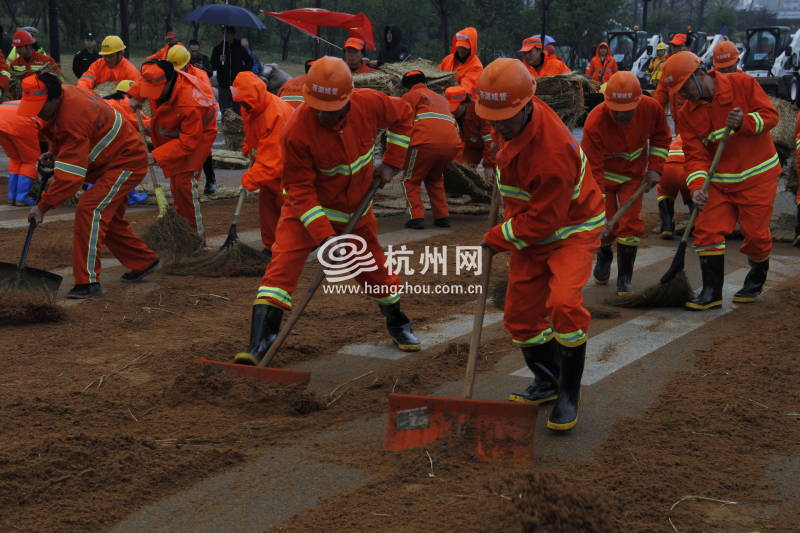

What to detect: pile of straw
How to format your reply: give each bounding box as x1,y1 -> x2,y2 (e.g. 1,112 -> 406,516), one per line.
536,72 -> 587,128
444,162 -> 492,202
354,58 -> 456,96
221,108 -> 245,151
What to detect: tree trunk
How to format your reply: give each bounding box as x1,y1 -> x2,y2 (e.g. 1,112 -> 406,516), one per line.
120,0 -> 129,57
48,0 -> 60,63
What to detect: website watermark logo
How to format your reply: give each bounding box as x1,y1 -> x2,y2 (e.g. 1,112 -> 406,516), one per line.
317,234 -> 378,283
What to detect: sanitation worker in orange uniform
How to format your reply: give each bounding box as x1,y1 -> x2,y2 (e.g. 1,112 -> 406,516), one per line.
476,58 -> 605,431
232,71 -> 294,254
584,42 -> 618,83
135,60 -> 218,238
439,27 -> 483,96
148,31 -> 181,61
582,71 -> 670,296
399,71 -> 462,230
19,73 -> 160,299
77,36 -> 140,90
278,59 -> 314,109
519,37 -> 570,78
234,57 -> 420,365
712,40 -> 740,74
9,30 -> 59,75
343,38 -> 376,74
655,135 -> 693,239
660,51 -> 781,310
0,100 -> 41,206
444,86 -> 495,180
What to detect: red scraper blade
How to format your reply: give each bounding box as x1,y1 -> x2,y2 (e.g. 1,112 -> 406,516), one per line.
195,358 -> 311,386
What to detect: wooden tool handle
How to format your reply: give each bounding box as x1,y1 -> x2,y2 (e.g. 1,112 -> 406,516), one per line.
602,179 -> 648,238
259,179 -> 382,367
680,128 -> 731,245
231,188 -> 247,226
463,175 -> 501,398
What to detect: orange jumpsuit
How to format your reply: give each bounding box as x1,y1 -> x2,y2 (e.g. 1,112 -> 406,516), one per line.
484,97 -> 604,347
401,83 -> 462,220
439,27 -> 483,96
523,54 -> 571,78
582,95 -> 670,246
679,71 -> 780,261
145,71 -> 218,236
9,51 -> 59,75
257,88 -> 413,310
278,74 -> 306,109
105,95 -> 151,131
0,101 -> 41,204
584,43 -> 618,83
147,42 -> 182,61
0,50 -> 10,91
456,100 -> 495,168
233,71 -> 294,251
656,136 -> 691,205
77,57 -> 141,90
37,86 -> 158,284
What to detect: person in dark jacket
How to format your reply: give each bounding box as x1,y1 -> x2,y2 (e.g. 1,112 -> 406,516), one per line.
72,32 -> 100,79
188,39 -> 213,78
211,26 -> 253,113
0,26 -> 11,57
375,25 -> 410,66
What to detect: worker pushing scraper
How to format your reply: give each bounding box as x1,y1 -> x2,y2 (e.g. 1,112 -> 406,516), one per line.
475,59 -> 604,431
660,51 -> 781,310
234,57 -> 421,366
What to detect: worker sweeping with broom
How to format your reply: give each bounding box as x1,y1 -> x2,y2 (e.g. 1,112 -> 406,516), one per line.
232,70 -> 294,256
131,60 -> 217,242
582,71 -> 671,296
659,51 -> 780,310
234,56 -> 420,365
475,58 -> 604,431
18,73 -> 160,299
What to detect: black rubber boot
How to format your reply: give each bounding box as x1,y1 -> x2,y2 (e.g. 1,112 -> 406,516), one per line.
121,259 -> 161,282
380,303 -> 421,352
405,218 -> 425,230
234,304 -> 283,365
203,155 -> 217,195
658,197 -> 675,239
433,217 -> 450,228
508,340 -> 560,404
66,283 -> 102,299
794,204 -> 800,247
616,243 -> 637,296
733,258 -> 769,303
547,343 -> 586,432
593,244 -> 613,285
686,254 -> 724,311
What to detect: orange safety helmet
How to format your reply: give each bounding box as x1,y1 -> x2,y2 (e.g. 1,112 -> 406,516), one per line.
302,56 -> 353,111
12,30 -> 35,47
604,71 -> 642,111
475,58 -> 535,121
659,51 -> 702,95
713,40 -> 739,69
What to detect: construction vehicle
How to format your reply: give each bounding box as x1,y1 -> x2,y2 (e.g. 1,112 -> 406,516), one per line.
605,28 -> 651,72
741,26 -> 800,102
700,33 -> 726,70
630,33 -> 663,88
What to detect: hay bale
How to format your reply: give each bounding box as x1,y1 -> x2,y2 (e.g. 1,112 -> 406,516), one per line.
222,108 -> 245,151
536,71 -> 586,128
212,149 -> 249,169
353,58 -> 456,96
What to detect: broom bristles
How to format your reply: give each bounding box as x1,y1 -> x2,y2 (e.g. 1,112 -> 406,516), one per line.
143,208 -> 204,258
165,240 -> 269,277
607,271 -> 694,308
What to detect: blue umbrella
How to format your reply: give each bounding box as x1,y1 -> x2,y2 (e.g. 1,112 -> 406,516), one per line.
533,34 -> 556,46
184,4 -> 266,30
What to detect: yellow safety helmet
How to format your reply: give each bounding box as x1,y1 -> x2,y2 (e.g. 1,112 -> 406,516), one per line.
166,44 -> 191,70
115,80 -> 135,93
99,35 -> 126,56
657,42 -> 667,51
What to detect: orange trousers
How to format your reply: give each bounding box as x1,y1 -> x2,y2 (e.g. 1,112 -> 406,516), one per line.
168,170 -> 204,238
403,143 -> 459,219
693,179 -> 776,261
504,231 -> 598,348
73,170 -> 159,284
0,133 -> 38,178
656,161 -> 691,204
257,209 -> 400,310
258,179 -> 283,251
602,178 -> 644,246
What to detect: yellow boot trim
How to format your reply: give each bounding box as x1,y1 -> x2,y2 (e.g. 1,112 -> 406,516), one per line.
393,339 -> 421,352
547,416 -> 578,431
616,290 -> 634,296
661,230 -> 673,237
234,352 -> 258,365
732,295 -> 757,303
685,300 -> 722,311
593,276 -> 608,286
508,392 -> 558,405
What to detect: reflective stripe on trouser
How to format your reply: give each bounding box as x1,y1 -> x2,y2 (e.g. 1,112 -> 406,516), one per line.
169,170 -> 205,237
258,179 -> 283,250
693,179 -> 776,262
73,170 -> 158,284
504,230 -> 597,348
601,177 -> 644,246
402,143 -> 459,219
655,161 -> 691,204
258,208 -> 401,310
